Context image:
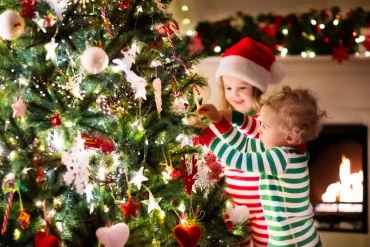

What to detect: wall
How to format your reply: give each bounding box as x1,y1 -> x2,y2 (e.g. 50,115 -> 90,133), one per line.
170,0 -> 370,33
197,56 -> 370,247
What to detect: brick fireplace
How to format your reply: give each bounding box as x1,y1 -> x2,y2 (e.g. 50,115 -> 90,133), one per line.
198,55 -> 370,247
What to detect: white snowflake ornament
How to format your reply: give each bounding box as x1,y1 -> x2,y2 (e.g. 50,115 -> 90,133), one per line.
45,0 -> 71,20
62,133 -> 91,194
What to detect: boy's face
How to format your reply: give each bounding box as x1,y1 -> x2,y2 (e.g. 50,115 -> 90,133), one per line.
222,75 -> 253,113
257,105 -> 289,150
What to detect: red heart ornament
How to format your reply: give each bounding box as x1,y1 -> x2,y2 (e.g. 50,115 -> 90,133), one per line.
174,224 -> 202,247
34,231 -> 59,247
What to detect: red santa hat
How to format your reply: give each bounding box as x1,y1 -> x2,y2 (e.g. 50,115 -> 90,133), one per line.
214,37 -> 285,93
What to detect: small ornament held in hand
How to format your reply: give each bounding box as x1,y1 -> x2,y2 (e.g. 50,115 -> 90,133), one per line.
51,113 -> 61,127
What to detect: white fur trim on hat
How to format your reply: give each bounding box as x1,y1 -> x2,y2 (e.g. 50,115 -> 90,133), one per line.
215,56 -> 270,92
270,62 -> 285,84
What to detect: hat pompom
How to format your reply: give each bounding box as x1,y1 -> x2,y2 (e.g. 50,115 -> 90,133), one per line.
270,62 -> 285,84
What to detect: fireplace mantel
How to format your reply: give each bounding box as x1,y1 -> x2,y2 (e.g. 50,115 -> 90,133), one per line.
199,55 -> 370,114
197,55 -> 370,247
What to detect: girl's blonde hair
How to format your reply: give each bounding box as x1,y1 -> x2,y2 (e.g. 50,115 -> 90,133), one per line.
217,78 -> 263,112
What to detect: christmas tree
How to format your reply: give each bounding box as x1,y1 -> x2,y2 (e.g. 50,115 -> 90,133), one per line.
0,0 -> 248,246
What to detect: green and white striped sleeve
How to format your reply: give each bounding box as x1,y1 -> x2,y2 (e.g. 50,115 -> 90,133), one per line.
208,136 -> 289,176
211,117 -> 265,153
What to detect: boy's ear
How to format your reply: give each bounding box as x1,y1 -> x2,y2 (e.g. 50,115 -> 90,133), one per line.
286,131 -> 300,145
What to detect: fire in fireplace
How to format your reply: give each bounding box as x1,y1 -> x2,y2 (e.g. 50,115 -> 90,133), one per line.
306,124 -> 368,233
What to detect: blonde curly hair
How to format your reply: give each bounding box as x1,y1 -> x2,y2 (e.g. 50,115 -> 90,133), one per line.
262,86 -> 327,143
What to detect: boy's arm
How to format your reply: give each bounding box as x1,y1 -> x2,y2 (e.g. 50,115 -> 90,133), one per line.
198,129 -> 289,176
211,117 -> 265,153
231,111 -> 261,138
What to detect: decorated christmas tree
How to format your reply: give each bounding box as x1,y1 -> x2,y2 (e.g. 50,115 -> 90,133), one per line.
0,0 -> 249,246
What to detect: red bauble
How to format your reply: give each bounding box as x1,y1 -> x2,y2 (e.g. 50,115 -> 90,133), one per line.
34,231 -> 59,247
119,196 -> 141,218
174,224 -> 202,247
207,161 -> 223,180
170,169 -> 180,180
204,151 -> 216,163
120,0 -> 130,9
51,113 -> 61,127
36,169 -> 47,185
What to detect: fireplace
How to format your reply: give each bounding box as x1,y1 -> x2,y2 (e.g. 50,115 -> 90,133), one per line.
306,124 -> 368,233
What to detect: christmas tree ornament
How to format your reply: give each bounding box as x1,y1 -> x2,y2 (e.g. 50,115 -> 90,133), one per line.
19,0 -> 38,19
120,0 -> 130,9
206,161 -> 223,180
45,0 -> 71,20
112,49 -> 148,100
74,0 -> 89,8
0,11 -> 25,40
179,155 -> 198,196
170,169 -> 180,180
332,42 -> 349,64
153,78 -> 162,118
99,6 -> 113,38
43,14 -> 56,28
80,47 -> 109,74
141,191 -> 162,213
174,223 -> 202,247
81,133 -> 115,154
153,0 -> 169,15
225,205 -> 249,225
45,38 -> 59,61
96,223 -> 130,247
119,196 -> 141,218
128,167 -> 148,190
12,96 -> 28,118
62,133 -> 91,194
172,97 -> 188,114
51,113 -> 62,127
18,210 -> 31,229
34,231 -> 59,247
1,174 -> 15,235
36,169 -> 47,185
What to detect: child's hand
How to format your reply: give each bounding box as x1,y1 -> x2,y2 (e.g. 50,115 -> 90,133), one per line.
197,104 -> 222,123
218,110 -> 232,122
188,116 -> 208,129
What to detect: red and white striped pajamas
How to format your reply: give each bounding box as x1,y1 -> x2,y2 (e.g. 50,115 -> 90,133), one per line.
209,113 -> 269,247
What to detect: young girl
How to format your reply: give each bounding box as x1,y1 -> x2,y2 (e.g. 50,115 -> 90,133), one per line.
204,38 -> 285,247
197,86 -> 325,247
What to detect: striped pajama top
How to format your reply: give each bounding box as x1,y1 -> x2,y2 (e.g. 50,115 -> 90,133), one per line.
210,112 -> 265,220
199,114 -> 322,247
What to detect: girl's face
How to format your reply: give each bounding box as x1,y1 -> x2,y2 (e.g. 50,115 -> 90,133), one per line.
222,75 -> 254,113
